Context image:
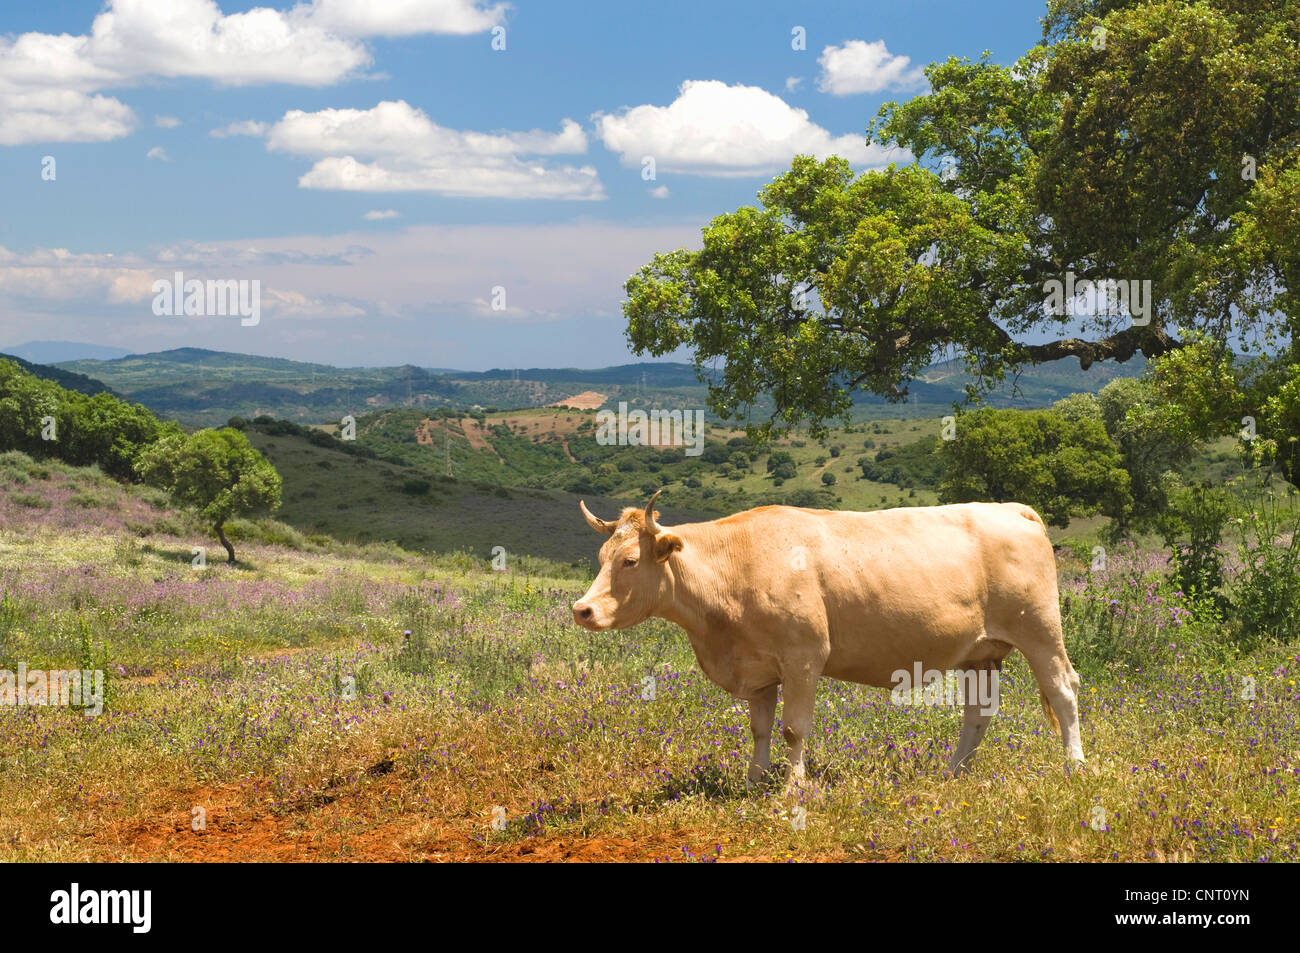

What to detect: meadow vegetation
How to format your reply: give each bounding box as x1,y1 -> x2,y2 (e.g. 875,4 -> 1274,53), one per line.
0,452 -> 1296,862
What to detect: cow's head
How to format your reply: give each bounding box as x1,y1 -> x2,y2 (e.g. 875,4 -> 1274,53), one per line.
572,489 -> 683,630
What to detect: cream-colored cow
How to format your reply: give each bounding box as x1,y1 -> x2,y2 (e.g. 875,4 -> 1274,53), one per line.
573,492 -> 1085,790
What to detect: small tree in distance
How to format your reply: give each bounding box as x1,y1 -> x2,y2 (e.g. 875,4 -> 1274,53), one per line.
135,428 -> 282,563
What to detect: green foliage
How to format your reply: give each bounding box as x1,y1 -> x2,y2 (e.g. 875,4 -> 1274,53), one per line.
1095,377 -> 1199,526
1158,483 -> 1232,608
1039,0 -> 1299,341
135,428 -> 282,562
765,450 -> 796,473
1141,339 -> 1242,448
0,359 -> 173,480
59,391 -> 178,480
623,1 -> 1300,439
939,407 -> 1131,527
1260,362 -> 1300,485
863,435 -> 943,489
0,359 -> 60,456
1227,488 -> 1300,645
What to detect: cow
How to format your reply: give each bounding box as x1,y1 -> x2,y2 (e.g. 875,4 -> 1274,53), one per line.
572,491 -> 1085,792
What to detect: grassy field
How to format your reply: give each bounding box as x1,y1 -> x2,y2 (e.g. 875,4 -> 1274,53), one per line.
1,453 -> 1296,862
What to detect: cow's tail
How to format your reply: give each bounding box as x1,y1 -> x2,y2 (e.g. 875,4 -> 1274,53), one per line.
1039,691 -> 1061,735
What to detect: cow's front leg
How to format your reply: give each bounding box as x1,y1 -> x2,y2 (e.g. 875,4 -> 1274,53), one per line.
747,683 -> 779,786
780,671 -> 819,795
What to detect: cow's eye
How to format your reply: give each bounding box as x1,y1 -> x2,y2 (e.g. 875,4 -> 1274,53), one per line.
622,557 -> 638,568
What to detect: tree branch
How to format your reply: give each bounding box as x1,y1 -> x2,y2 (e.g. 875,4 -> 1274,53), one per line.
988,321 -> 1181,370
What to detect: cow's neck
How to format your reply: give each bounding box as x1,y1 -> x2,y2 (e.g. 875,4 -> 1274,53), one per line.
654,523 -> 740,637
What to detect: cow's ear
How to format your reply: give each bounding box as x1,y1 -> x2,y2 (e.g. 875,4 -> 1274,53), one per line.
653,533 -> 683,563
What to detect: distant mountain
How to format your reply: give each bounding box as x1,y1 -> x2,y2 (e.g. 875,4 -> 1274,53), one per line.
56,346 -> 1148,428
4,341 -> 133,364
0,352 -> 115,396
459,363 -> 708,387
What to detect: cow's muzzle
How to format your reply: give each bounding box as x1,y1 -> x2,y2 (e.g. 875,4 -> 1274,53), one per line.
572,601 -> 597,628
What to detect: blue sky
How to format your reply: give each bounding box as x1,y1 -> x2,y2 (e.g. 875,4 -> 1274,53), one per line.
0,0 -> 1047,369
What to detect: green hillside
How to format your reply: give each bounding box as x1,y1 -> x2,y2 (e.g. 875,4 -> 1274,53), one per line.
238,421 -> 715,566
58,347 -> 1148,428
335,405 -> 947,518
0,352 -> 114,396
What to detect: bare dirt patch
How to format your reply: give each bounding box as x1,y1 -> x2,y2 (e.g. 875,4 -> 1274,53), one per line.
100,777 -> 805,863
548,391 -> 607,410
416,416 -> 498,456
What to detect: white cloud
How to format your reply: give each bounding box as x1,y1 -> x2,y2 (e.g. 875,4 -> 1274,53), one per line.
593,80 -> 906,177
155,115 -> 181,128
0,88 -> 134,146
209,119 -> 270,138
76,0 -> 372,88
299,0 -> 508,38
0,222 -> 698,328
0,242 -> 366,322
785,76 -> 803,93
146,146 -> 169,161
269,100 -> 603,200
649,185 -> 669,199
816,40 -> 926,95
262,287 -> 366,319
363,209 -> 400,220
0,246 -> 158,303
0,0 -> 506,146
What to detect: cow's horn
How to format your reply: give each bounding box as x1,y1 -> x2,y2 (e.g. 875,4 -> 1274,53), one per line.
580,500 -> 616,535
644,489 -> 663,535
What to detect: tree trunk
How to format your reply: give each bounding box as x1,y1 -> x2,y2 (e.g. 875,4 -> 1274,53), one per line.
215,522 -> 236,563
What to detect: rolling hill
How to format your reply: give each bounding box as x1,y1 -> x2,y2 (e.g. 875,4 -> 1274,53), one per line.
56,347 -> 1148,428
238,420 -> 715,566
0,351 -> 115,396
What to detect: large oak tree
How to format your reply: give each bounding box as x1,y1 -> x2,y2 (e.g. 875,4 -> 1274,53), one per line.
623,0 -> 1300,441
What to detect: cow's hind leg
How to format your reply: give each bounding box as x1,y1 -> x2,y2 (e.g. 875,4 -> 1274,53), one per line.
747,683 -> 779,786
1021,644 -> 1085,772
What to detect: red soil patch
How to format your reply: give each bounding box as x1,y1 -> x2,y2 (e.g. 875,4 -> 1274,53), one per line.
96,772 -> 845,863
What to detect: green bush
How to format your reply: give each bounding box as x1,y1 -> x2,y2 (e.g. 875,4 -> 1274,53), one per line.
1158,482 -> 1231,607
1228,489 -> 1300,644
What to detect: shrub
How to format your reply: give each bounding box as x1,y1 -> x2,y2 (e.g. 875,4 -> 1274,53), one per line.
1158,482 -> 1231,607
1228,489 -> 1300,644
